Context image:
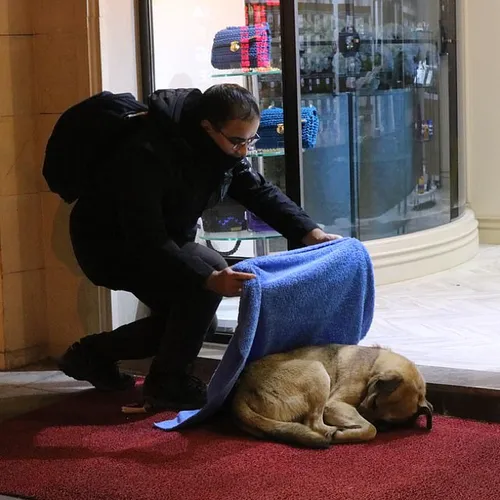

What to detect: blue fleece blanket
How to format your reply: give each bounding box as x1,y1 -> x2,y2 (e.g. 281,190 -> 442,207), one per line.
154,237 -> 374,431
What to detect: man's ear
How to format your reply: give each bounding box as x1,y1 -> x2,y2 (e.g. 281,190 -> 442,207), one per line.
201,119 -> 212,132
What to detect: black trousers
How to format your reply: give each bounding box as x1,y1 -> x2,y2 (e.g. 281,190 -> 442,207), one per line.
69,201 -> 227,375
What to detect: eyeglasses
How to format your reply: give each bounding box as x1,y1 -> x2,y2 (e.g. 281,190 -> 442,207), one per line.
217,128 -> 260,151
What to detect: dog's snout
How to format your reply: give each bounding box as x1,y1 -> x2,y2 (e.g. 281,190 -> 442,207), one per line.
357,404 -> 375,421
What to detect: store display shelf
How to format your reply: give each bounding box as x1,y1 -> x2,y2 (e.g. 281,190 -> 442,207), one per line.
199,229 -> 281,241
248,148 -> 285,158
212,68 -> 282,78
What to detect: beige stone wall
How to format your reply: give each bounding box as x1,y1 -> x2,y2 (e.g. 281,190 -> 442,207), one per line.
458,0 -> 500,243
0,0 -> 100,369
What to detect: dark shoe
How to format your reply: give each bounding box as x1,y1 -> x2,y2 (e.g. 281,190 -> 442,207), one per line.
57,342 -> 136,392
143,371 -> 207,411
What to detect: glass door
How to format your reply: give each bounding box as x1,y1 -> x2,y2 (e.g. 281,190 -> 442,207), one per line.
298,0 -> 458,241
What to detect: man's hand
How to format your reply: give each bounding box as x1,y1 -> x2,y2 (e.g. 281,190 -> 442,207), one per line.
206,267 -> 256,297
302,228 -> 343,246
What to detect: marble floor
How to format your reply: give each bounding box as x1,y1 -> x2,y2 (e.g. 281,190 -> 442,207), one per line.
362,245 -> 500,372
213,244 -> 500,373
0,370 -> 90,422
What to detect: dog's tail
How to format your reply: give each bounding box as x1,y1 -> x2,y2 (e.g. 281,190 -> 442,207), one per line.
232,394 -> 331,449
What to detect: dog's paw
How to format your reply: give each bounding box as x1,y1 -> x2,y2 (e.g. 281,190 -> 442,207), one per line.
325,426 -> 338,442
331,424 -> 377,443
339,424 -> 362,430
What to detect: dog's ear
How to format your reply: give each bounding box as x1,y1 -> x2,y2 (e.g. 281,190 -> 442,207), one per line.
373,371 -> 404,395
364,371 -> 403,409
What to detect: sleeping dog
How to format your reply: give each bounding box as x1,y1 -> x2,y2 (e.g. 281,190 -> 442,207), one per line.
232,344 -> 433,448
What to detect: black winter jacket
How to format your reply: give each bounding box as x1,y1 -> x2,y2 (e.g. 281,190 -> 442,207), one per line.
70,88 -> 318,289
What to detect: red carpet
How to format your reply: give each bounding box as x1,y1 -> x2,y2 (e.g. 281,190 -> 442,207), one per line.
0,385 -> 499,500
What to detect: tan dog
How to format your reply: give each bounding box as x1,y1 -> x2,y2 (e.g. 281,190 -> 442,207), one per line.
232,344 -> 433,448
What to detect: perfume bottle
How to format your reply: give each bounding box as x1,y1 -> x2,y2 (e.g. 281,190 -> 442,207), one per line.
421,122 -> 429,141
427,120 -> 434,138
415,61 -> 426,85
417,175 -> 426,194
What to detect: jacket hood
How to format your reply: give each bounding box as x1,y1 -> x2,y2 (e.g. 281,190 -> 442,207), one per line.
148,88 -> 203,134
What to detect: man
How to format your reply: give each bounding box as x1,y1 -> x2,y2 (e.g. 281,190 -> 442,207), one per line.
59,83 -> 340,411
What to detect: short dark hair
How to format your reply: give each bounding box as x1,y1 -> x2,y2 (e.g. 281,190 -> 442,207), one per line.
200,84 -> 260,129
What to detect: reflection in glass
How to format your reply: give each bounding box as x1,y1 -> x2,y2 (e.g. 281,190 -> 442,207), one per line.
300,0 -> 452,240
149,0 -> 457,340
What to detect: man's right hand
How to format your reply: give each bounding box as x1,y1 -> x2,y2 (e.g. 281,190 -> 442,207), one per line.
206,267 -> 256,297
